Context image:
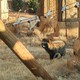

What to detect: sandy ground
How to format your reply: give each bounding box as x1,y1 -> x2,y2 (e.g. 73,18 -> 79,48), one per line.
0,12 -> 80,80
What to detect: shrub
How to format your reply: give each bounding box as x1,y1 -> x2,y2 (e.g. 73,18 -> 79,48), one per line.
12,0 -> 23,11
27,0 -> 38,13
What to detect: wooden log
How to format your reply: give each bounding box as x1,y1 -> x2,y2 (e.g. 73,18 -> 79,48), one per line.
0,20 -> 52,80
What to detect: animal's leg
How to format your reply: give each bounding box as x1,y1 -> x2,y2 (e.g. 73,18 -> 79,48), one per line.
54,53 -> 61,58
49,54 -> 54,60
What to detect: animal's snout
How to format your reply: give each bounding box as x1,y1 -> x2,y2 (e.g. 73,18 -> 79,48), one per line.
41,41 -> 48,48
41,39 -> 49,48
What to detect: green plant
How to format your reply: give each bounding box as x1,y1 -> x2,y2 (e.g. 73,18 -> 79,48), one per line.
12,0 -> 23,11
27,0 -> 38,13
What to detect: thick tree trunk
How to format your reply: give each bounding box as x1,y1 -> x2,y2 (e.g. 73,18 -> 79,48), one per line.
0,20 -> 52,80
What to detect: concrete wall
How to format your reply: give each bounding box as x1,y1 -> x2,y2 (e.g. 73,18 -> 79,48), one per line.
0,0 -> 8,20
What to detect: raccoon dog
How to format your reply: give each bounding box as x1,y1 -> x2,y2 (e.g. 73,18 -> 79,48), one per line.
41,39 -> 66,60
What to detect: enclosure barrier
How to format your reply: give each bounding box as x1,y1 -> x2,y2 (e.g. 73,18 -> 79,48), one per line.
0,20 -> 52,80
73,0 -> 80,55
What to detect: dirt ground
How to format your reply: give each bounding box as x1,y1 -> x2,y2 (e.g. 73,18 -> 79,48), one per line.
0,36 -> 80,80
0,12 -> 80,80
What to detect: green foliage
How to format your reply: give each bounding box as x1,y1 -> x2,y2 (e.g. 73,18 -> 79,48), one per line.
27,0 -> 38,13
12,0 -> 23,11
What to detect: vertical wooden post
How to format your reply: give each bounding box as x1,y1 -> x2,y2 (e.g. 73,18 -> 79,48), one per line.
78,2 -> 80,38
0,20 -> 52,80
75,0 -> 80,38
73,0 -> 80,56
65,0 -> 67,37
47,0 -> 50,10
57,0 -> 63,21
37,0 -> 44,16
55,0 -> 59,36
0,0 -> 1,19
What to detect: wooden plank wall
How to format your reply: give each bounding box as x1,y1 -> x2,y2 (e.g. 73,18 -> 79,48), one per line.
62,0 -> 77,21
37,0 -> 57,17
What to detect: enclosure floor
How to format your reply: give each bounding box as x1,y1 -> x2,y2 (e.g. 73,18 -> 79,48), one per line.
0,36 -> 80,80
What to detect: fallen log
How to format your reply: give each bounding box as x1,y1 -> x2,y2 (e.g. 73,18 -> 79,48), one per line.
0,20 -> 52,80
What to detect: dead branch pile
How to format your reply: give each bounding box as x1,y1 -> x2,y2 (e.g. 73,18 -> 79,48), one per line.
6,14 -> 58,41
33,16 -> 58,39
38,16 -> 55,34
